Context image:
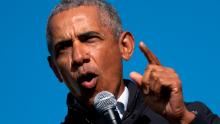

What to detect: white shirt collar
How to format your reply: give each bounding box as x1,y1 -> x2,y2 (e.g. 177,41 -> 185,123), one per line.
116,86 -> 129,118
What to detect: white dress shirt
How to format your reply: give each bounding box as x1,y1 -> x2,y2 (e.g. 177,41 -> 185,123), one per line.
116,86 -> 129,119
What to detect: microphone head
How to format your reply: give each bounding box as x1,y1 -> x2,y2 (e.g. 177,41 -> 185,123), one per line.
94,91 -> 117,112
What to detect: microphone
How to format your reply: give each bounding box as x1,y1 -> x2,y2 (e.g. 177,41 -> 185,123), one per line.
94,91 -> 122,124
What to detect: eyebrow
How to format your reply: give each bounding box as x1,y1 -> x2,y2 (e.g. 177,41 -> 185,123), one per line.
53,31 -> 104,52
80,31 -> 104,39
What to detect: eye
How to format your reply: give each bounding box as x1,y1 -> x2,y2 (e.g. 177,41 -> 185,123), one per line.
54,40 -> 72,57
81,35 -> 101,43
78,31 -> 104,43
86,36 -> 100,43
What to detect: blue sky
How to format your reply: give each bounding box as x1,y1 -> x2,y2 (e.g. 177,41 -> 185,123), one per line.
0,0 -> 219,123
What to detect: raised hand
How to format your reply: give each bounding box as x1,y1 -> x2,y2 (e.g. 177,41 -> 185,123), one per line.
130,42 -> 195,123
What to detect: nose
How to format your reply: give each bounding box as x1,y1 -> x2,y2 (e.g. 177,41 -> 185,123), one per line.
72,41 -> 90,68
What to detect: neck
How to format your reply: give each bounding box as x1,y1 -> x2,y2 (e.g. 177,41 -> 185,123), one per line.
115,79 -> 125,99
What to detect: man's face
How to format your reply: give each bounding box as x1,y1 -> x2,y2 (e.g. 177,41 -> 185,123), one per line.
48,6 -> 124,106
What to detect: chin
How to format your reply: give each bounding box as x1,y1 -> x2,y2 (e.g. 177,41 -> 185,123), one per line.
77,90 -> 97,108
80,96 -> 96,109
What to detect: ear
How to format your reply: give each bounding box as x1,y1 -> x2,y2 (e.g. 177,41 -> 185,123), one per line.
119,32 -> 135,60
47,56 -> 63,82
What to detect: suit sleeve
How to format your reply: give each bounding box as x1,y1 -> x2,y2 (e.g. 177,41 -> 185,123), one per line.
185,102 -> 220,124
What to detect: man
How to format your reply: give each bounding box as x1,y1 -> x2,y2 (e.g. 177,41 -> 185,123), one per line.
46,0 -> 220,123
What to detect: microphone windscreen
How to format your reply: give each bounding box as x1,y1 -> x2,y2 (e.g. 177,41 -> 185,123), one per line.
93,91 -> 117,112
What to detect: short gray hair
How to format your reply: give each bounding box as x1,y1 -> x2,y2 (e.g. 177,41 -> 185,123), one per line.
46,0 -> 123,54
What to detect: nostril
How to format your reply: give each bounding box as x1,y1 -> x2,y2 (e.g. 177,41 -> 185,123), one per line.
72,58 -> 90,70
83,58 -> 90,63
72,60 -> 83,69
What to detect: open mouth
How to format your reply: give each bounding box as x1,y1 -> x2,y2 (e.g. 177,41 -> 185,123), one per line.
77,73 -> 98,89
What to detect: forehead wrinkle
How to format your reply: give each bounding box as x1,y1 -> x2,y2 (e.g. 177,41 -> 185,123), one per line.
71,15 -> 87,38
69,21 -> 76,42
71,13 -> 103,38
54,13 -> 78,43
49,6 -> 110,49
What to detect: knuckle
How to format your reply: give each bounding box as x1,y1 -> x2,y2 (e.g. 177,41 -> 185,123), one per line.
173,80 -> 182,88
166,67 -> 175,73
175,73 -> 180,78
152,71 -> 158,77
147,64 -> 154,70
169,73 -> 178,78
149,64 -> 160,69
151,70 -> 159,77
158,78 -> 164,83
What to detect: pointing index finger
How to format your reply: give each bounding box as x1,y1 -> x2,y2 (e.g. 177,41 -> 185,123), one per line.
139,41 -> 161,65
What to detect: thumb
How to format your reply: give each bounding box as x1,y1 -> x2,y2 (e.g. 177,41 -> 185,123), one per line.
130,71 -> 143,86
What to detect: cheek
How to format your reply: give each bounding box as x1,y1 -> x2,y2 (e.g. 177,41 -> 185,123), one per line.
91,42 -> 121,70
56,54 -> 72,75
91,42 -> 122,89
103,43 -> 121,70
56,55 -> 82,96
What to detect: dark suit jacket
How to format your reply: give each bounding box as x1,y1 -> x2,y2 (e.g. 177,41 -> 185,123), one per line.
62,79 -> 220,124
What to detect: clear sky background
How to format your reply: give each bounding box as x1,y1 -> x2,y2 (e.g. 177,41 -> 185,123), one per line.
0,0 -> 219,124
